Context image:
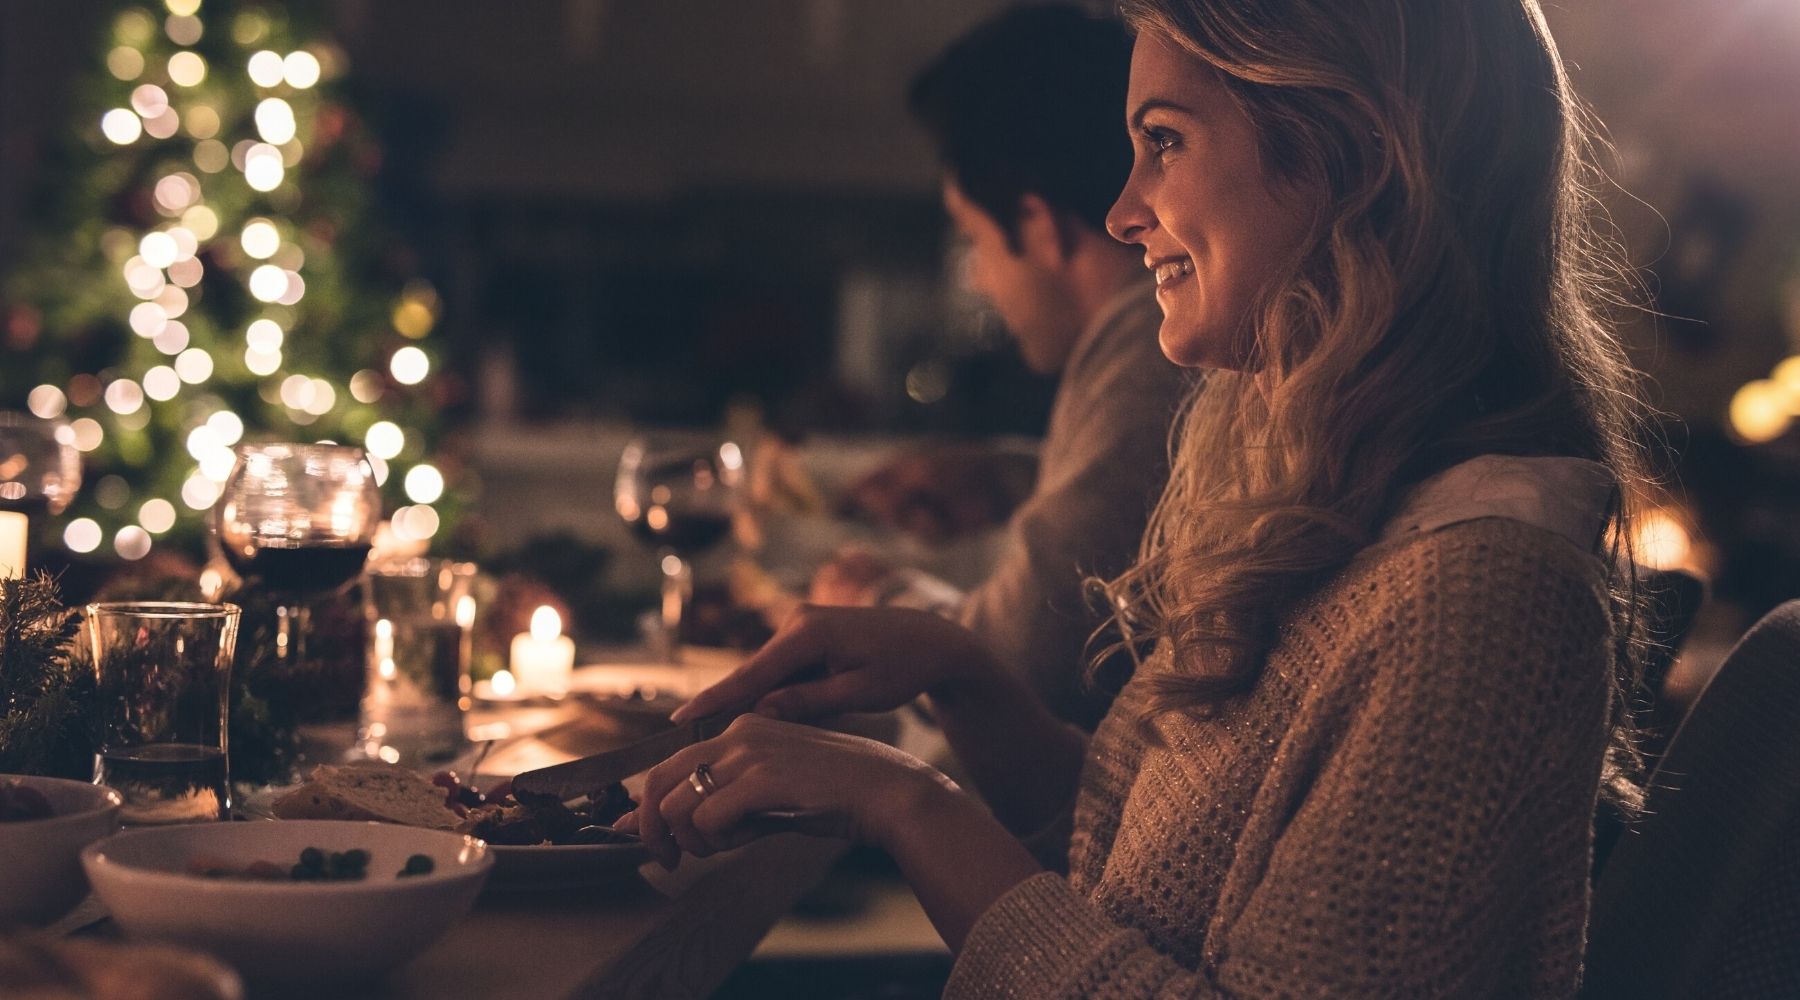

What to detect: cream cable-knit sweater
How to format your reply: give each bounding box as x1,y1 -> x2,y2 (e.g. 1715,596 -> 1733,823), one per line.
946,456 -> 1619,998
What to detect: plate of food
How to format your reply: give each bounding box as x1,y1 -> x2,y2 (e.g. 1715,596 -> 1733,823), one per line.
263,762 -> 648,887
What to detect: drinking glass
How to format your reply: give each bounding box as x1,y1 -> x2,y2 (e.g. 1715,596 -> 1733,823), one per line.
212,443 -> 381,668
614,435 -> 743,663
358,558 -> 477,766
88,602 -> 241,824
0,411 -> 82,578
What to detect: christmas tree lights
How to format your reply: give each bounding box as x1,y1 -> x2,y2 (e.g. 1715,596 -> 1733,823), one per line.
1,1 -> 457,565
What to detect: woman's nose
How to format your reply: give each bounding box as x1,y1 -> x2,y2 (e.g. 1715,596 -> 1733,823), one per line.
1107,174 -> 1152,245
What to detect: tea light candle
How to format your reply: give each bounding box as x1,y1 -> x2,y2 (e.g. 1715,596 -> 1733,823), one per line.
0,511 -> 26,580
510,606 -> 573,696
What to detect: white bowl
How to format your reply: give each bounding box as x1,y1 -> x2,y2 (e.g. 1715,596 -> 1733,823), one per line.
82,820 -> 493,983
0,774 -> 123,926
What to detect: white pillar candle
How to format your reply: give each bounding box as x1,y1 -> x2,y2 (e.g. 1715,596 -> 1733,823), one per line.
0,511 -> 26,580
510,606 -> 574,696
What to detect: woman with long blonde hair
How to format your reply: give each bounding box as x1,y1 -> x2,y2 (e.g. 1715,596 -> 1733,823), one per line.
619,0 -> 1649,994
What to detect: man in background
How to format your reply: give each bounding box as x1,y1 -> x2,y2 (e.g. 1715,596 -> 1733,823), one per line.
811,4 -> 1191,728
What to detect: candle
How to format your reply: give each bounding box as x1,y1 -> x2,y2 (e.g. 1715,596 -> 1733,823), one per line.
510,606 -> 574,696
0,511 -> 26,580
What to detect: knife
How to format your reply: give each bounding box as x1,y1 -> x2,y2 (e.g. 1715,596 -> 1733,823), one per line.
509,706 -> 839,837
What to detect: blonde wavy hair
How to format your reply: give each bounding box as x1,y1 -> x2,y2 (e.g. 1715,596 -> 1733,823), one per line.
1102,0 -> 1652,779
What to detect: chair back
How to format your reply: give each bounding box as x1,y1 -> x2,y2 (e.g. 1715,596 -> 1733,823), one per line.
1584,599 -> 1800,998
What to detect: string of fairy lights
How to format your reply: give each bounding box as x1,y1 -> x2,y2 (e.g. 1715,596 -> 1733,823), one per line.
19,0 -> 448,564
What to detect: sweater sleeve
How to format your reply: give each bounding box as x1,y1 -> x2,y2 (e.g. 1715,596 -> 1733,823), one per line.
945,524 -> 1615,999
958,335 -> 1186,729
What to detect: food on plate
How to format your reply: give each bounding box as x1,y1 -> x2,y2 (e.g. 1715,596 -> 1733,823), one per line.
0,779 -> 56,821
182,846 -> 437,882
270,761 -> 637,846
0,938 -> 242,1000
270,762 -> 460,829
436,771 -> 637,846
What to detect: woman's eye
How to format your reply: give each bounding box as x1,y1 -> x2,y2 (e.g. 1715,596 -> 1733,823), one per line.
1142,127 -> 1179,156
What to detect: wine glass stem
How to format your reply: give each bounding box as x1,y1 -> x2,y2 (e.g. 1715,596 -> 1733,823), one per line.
658,549 -> 691,665
275,601 -> 310,666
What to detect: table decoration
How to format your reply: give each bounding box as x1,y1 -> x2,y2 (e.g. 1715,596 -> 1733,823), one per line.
510,605 -> 574,697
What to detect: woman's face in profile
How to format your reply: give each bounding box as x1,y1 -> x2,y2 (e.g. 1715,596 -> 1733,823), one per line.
1107,32 -> 1316,371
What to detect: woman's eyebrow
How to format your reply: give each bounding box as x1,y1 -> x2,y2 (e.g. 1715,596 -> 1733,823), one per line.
1129,99 -> 1199,129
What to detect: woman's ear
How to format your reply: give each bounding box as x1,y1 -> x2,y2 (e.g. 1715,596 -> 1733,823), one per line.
1014,192 -> 1079,269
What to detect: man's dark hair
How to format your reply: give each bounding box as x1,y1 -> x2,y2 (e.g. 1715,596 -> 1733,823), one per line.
908,4 -> 1134,247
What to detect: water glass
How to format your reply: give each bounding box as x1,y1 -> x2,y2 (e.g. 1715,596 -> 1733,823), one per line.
88,602 -> 241,825
358,559 -> 477,766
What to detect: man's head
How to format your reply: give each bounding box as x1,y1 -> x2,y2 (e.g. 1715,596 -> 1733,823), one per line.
910,5 -> 1136,374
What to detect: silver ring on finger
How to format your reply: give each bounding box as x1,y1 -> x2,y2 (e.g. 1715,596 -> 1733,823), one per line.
687,762 -> 718,798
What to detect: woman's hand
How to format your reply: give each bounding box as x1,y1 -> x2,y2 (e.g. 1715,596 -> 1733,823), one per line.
614,714 -> 954,867
670,604 -> 1002,725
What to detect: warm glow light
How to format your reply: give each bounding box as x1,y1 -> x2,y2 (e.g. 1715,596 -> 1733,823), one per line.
283,50 -> 322,88
152,320 -> 191,355
254,98 -> 297,144
1730,380 -> 1792,444
245,346 -> 282,376
364,421 -> 405,460
168,51 -> 207,87
108,46 -> 145,81
153,173 -> 199,214
277,270 -> 306,305
368,454 -> 390,486
248,264 -> 289,302
279,374 -> 313,410
349,369 -> 383,403
155,284 -> 189,318
115,525 -> 153,561
70,418 -> 104,452
168,257 -> 204,288
243,143 -> 284,191
27,385 -> 67,419
124,256 -> 165,298
206,410 -> 245,445
129,302 -> 169,337
174,347 -> 214,384
144,107 -> 180,139
139,498 -> 177,534
194,139 -> 229,173
245,318 -> 283,353
530,606 -> 562,641
184,104 -> 221,140
297,379 -> 332,415
165,13 -> 203,46
130,84 -> 169,118
392,504 -> 440,540
490,670 -> 516,697
392,299 -> 435,339
390,346 -> 429,385
101,109 -> 143,144
247,50 -> 285,88
143,366 -> 181,400
64,519 -> 103,554
241,219 -> 280,259
404,464 -> 445,504
104,379 -> 145,415
182,471 -> 221,510
168,227 -> 198,260
139,231 -> 178,268
1774,356 -> 1800,413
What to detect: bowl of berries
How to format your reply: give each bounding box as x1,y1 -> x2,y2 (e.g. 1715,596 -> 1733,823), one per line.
80,819 -> 492,983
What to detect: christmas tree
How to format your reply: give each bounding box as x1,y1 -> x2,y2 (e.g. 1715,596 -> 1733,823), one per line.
0,0 -> 455,567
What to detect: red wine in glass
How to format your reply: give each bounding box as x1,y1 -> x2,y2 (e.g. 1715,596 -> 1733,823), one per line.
626,510 -> 733,556
222,541 -> 374,598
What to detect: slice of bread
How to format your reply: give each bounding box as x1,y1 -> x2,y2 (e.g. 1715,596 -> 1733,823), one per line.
270,762 -> 459,830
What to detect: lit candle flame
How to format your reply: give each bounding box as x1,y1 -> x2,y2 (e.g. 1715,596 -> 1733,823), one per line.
530,606 -> 561,642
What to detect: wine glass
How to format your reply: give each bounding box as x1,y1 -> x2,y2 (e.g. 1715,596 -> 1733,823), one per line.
614,435 -> 743,663
212,443 -> 381,667
0,411 -> 82,577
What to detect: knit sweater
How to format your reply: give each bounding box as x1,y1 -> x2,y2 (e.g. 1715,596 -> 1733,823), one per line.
946,458 -> 1619,998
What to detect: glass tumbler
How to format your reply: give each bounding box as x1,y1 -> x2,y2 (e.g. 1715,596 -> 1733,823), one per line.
88,602 -> 241,825
358,558 -> 477,766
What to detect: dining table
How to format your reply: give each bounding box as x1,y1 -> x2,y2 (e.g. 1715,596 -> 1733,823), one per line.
59,654 -> 904,1000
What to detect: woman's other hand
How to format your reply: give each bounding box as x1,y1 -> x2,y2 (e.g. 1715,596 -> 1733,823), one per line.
670,604 -> 1000,725
615,714 -> 954,867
